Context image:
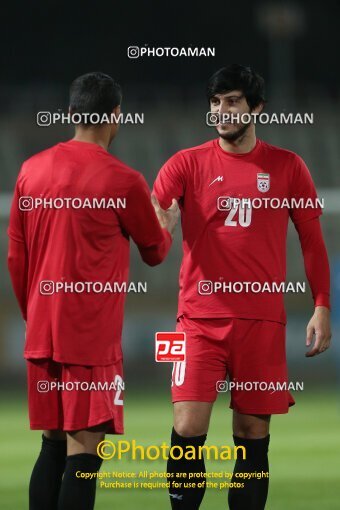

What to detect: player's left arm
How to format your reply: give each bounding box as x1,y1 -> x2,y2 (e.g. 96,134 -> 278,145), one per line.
8,238 -> 28,321
290,155 -> 331,357
7,173 -> 29,321
294,217 -> 331,357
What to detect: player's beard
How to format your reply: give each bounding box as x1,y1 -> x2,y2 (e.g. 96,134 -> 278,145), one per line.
218,121 -> 250,142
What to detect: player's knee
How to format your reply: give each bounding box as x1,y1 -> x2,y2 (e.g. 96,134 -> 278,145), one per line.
233,422 -> 270,439
67,429 -> 106,455
174,421 -> 208,438
233,411 -> 271,439
234,429 -> 267,439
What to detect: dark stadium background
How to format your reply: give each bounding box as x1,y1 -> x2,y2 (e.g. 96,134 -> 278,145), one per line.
0,1 -> 339,509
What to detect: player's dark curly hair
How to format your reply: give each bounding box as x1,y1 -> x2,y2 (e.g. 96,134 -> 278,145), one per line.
206,64 -> 266,109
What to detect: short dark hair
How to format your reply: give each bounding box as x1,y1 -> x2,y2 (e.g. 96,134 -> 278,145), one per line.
206,64 -> 265,109
69,72 -> 122,124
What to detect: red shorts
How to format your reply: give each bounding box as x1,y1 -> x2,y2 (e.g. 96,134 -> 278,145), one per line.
172,316 -> 295,414
27,359 -> 124,434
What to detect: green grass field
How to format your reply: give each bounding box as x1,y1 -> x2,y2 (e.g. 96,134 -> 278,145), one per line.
0,389 -> 339,509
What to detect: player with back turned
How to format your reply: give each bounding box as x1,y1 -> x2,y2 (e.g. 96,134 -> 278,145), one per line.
153,64 -> 331,510
7,72 -> 179,510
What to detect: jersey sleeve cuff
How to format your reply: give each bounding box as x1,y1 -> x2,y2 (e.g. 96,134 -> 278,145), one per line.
314,293 -> 331,310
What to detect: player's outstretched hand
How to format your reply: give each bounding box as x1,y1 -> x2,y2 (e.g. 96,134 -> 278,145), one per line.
305,306 -> 331,357
151,195 -> 180,236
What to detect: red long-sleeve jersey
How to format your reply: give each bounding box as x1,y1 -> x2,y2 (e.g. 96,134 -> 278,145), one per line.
153,138 -> 330,322
8,139 -> 171,365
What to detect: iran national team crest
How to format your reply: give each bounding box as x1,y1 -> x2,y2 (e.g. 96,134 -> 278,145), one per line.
257,173 -> 270,193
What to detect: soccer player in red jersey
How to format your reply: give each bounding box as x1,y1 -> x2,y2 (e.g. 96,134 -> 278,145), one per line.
153,64 -> 331,509
7,72 -> 178,510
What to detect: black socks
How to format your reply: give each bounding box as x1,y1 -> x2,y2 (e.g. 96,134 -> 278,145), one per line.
167,427 -> 207,509
228,435 -> 270,510
57,453 -> 103,510
29,436 -> 103,510
29,434 -> 67,510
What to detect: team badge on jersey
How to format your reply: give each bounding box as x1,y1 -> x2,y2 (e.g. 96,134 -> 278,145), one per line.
257,173 -> 270,192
